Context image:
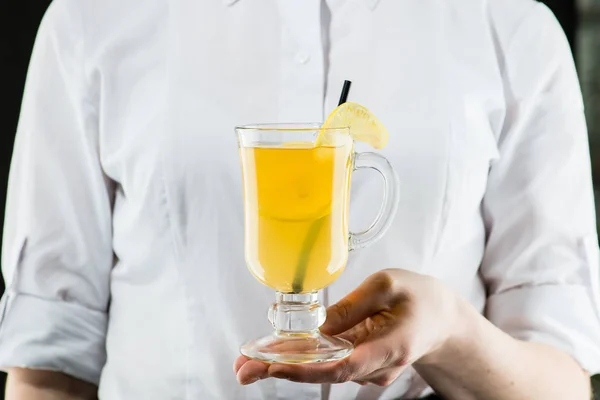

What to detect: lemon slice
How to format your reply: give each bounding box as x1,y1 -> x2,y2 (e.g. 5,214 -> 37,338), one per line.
318,102 -> 388,149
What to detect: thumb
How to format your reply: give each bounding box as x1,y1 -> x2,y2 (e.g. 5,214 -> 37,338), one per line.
321,272 -> 393,335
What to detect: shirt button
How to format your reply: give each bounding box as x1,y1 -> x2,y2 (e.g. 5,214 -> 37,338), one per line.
295,52 -> 310,64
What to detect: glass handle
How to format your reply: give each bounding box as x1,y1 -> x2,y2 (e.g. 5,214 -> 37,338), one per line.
349,152 -> 400,251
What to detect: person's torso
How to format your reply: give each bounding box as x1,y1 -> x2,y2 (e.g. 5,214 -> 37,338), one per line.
77,0 -> 531,398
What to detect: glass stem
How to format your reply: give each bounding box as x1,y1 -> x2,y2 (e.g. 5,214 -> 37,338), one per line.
268,292 -> 326,334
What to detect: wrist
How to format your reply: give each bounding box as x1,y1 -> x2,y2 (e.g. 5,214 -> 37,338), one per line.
416,289 -> 479,367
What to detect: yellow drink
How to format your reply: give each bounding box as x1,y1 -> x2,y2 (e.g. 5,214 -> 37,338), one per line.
240,142 -> 353,293
236,107 -> 396,364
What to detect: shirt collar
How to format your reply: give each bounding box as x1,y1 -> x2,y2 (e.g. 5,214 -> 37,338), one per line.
222,0 -> 382,11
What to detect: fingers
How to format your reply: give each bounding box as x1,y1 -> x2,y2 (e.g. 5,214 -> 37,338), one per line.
268,358 -> 358,384
233,356 -> 249,374
235,333 -> 408,386
235,357 -> 406,387
267,336 -> 395,384
235,358 -> 269,385
321,272 -> 395,335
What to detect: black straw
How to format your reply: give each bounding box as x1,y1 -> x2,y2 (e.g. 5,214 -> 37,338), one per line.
338,80 -> 352,106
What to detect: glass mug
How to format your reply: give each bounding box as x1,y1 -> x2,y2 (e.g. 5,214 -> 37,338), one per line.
236,123 -> 399,363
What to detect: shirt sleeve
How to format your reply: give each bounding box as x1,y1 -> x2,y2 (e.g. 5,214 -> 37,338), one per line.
481,3 -> 600,375
0,0 -> 113,385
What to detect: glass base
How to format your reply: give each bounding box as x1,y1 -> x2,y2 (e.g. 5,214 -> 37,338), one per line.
240,331 -> 353,364
240,292 -> 353,363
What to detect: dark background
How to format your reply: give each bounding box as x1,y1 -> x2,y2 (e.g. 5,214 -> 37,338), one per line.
0,0 -> 589,396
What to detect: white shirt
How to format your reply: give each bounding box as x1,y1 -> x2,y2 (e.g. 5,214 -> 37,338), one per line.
1,0 -> 600,398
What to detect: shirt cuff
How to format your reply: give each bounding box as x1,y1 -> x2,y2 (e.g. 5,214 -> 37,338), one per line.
0,291 -> 107,384
486,284 -> 600,375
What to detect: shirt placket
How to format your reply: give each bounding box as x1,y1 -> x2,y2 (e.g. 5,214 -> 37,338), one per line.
277,0 -> 326,124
